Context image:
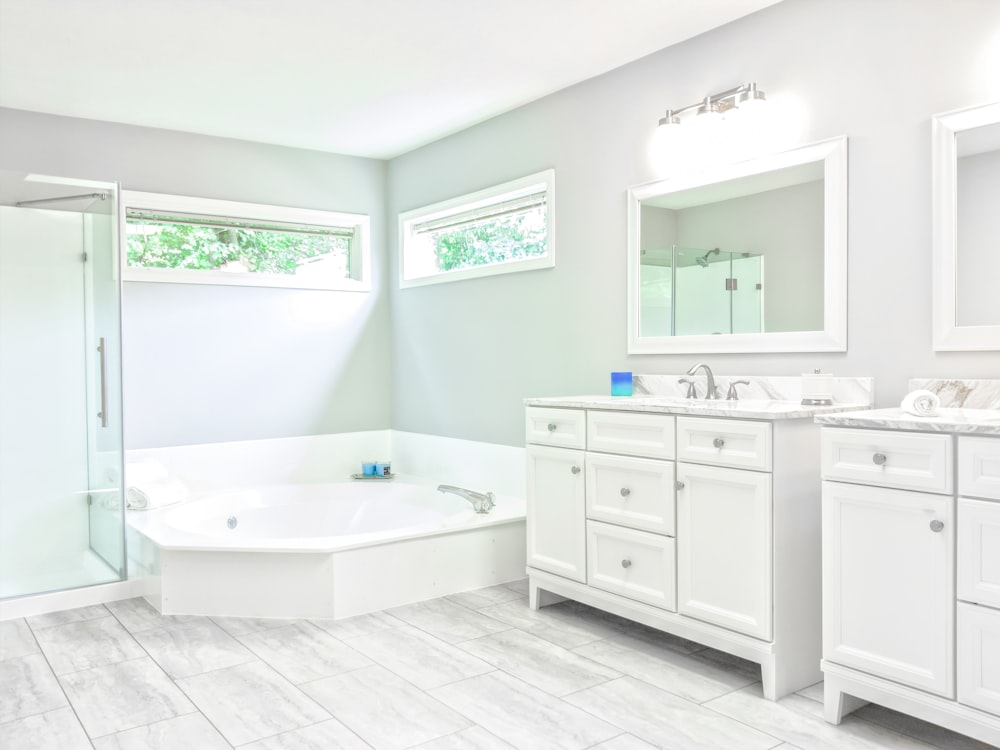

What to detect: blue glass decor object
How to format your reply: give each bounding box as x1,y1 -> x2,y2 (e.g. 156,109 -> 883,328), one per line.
362,461 -> 377,476
611,371 -> 633,397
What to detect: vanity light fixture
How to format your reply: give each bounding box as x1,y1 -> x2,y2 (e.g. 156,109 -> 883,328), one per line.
657,82 -> 766,131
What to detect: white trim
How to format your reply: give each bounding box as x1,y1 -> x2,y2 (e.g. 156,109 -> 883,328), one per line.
398,169 -> 555,288
931,101 -> 1000,351
0,578 -> 147,621
120,190 -> 372,292
627,137 -> 848,353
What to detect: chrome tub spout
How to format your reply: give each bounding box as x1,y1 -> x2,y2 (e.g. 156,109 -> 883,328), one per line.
437,484 -> 495,514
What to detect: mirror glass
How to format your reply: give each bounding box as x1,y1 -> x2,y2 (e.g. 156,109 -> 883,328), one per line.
932,102 -> 1000,350
628,137 -> 847,353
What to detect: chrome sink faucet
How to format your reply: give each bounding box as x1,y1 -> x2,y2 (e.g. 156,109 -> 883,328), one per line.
685,363 -> 720,399
438,484 -> 495,514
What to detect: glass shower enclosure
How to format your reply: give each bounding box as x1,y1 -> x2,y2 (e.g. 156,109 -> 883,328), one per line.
0,170 -> 125,599
639,245 -> 764,337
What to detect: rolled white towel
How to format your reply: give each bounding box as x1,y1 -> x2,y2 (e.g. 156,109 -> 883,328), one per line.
126,477 -> 189,511
125,460 -> 169,486
900,389 -> 941,417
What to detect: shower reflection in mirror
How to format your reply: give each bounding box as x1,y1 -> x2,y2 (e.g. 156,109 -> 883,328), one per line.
639,245 -> 763,336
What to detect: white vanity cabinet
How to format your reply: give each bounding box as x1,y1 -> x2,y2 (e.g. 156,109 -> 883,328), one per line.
820,423 -> 1000,746
525,402 -> 827,701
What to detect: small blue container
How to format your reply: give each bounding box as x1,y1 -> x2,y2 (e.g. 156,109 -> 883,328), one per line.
611,371 -> 633,397
361,461 -> 377,477
374,462 -> 392,477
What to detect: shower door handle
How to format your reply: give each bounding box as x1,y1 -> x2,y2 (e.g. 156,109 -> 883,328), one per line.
97,337 -> 108,428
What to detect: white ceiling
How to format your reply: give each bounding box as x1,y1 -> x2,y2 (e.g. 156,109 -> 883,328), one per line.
0,0 -> 782,159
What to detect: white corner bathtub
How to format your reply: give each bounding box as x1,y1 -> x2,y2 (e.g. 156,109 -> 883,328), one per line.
127,479 -> 526,621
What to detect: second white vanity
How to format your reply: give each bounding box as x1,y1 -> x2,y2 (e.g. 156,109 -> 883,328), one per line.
524,375 -> 872,700
817,380 -> 1000,746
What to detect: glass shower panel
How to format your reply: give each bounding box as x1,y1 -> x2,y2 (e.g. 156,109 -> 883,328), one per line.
0,172 -> 124,599
674,247 -> 731,336
731,255 -> 764,334
638,246 -> 674,337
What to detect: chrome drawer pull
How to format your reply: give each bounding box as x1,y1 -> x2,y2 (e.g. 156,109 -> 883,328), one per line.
571,466 -> 581,475
621,559 -> 632,569
620,488 -> 631,498
713,437 -> 725,449
547,423 -> 557,432
930,519 -> 944,533
872,452 -> 887,466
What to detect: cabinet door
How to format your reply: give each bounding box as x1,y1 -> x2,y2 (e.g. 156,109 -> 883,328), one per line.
822,481 -> 954,697
957,601 -> 1000,716
676,462 -> 772,639
526,445 -> 586,582
958,498 -> 1000,608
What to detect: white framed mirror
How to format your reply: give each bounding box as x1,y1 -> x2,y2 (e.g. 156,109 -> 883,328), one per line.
627,136 -> 848,354
932,101 -> 1000,351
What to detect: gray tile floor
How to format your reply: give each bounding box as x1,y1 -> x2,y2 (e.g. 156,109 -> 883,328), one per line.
0,580 -> 992,749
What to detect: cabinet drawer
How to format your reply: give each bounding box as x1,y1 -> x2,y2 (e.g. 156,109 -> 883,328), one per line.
675,417 -> 771,471
525,407 -> 586,449
958,436 -> 1000,500
587,411 -> 675,459
586,453 -> 675,535
958,498 -> 1000,608
821,428 -> 953,494
957,602 -> 1000,716
587,520 -> 676,610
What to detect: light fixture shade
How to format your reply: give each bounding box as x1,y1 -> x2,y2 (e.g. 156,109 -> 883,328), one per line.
696,97 -> 721,117
657,109 -> 680,128
737,83 -> 766,109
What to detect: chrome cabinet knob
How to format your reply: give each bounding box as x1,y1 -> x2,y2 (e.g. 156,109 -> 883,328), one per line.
930,519 -> 944,533
547,423 -> 557,432
571,465 -> 581,475
872,453 -> 887,466
713,437 -> 725,449
620,488 -> 631,498
621,559 -> 632,569
675,480 -> 685,490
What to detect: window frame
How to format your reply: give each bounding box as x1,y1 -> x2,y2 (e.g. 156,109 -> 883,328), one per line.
120,190 -> 371,291
397,169 -> 555,288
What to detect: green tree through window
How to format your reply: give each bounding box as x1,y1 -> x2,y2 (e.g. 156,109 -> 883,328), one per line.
432,210 -> 547,272
126,218 -> 351,277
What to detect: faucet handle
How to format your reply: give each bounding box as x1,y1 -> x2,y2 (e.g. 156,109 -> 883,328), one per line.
726,379 -> 751,401
678,377 -> 698,399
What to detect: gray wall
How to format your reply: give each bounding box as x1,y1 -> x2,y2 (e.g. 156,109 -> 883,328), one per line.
0,108 -> 390,448
3,0 -> 998,451
387,0 -> 1000,447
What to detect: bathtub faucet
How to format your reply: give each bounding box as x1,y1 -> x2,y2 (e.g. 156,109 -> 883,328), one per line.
437,484 -> 495,514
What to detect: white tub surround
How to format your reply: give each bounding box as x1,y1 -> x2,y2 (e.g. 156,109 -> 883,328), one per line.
125,431 -> 526,621
523,382 -> 873,702
817,379 -> 1000,746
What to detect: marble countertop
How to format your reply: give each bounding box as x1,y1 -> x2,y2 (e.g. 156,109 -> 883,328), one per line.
815,407 -> 1000,435
523,395 -> 873,420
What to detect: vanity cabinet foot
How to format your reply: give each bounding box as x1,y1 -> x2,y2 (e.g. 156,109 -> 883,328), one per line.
528,579 -> 566,610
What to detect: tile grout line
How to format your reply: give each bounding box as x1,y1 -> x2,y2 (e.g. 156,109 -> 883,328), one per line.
102,600 -> 239,748
20,615 -> 101,750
